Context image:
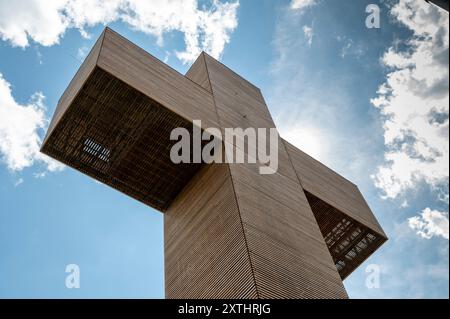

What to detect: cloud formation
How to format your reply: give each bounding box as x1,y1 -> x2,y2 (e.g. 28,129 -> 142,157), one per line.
302,25 -> 313,46
371,0 -> 449,200
290,0 -> 318,11
0,0 -> 239,63
408,208 -> 449,240
0,73 -> 63,172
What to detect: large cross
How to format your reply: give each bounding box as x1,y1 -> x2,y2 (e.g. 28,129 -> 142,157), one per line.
41,28 -> 387,298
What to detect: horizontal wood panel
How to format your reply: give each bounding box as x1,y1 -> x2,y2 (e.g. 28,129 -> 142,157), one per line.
284,140 -> 386,237
223,138 -> 298,181
245,224 -> 345,284
165,162 -> 229,241
234,180 -> 340,264
251,251 -> 347,299
97,28 -> 219,129
41,67 -> 204,211
185,53 -> 212,93
43,29 -> 104,146
204,53 -> 265,105
165,164 -> 257,298
196,52 -> 298,181
201,55 -> 348,298
305,191 -> 387,279
42,27 -> 386,299
229,161 -> 308,213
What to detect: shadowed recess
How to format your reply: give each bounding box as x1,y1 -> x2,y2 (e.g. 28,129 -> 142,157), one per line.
41,67 -> 205,211
304,191 -> 387,279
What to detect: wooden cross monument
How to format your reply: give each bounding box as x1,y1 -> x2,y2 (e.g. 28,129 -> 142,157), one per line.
41,28 -> 387,298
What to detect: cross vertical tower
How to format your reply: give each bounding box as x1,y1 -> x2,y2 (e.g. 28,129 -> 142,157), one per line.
41,28 -> 387,298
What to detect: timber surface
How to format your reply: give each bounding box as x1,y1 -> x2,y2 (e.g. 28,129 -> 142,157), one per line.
191,53 -> 348,298
41,27 -> 387,299
41,67 -> 205,211
97,28 -> 219,129
305,191 -> 387,279
165,164 -> 257,298
284,140 -> 386,238
43,29 -> 105,145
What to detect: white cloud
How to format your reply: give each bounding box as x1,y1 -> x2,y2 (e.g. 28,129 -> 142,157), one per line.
371,0 -> 449,200
337,36 -> 365,59
268,5 -> 377,180
401,199 -> 409,208
290,0 -> 318,11
77,46 -> 89,60
0,0 -> 69,47
302,25 -> 313,46
408,208 -> 449,239
14,178 -> 24,187
0,0 -> 239,64
35,46 -> 44,65
0,73 -> 64,172
33,171 -> 47,178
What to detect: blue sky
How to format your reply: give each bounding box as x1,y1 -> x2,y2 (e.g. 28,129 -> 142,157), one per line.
0,0 -> 448,298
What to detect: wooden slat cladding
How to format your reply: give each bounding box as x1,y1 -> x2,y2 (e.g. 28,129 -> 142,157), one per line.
200,53 -> 298,182
41,67 -> 204,211
231,162 -> 348,298
185,53 -> 212,93
43,29 -> 105,145
97,28 -> 219,129
284,140 -> 387,279
284,140 -> 386,237
165,164 -> 257,298
305,191 -> 387,279
199,55 -> 348,298
41,27 -> 221,211
41,27 -> 387,299
202,53 -> 274,129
